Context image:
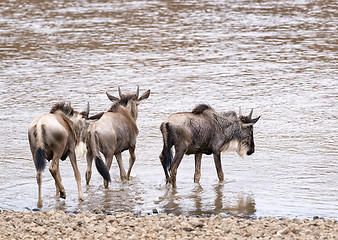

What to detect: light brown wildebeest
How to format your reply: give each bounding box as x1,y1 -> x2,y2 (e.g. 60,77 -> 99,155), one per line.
160,104 -> 260,188
86,86 -> 150,188
28,101 -> 90,208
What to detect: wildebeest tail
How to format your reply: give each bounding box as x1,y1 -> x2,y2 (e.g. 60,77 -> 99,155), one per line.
95,156 -> 111,182
34,124 -> 47,172
160,122 -> 173,171
89,132 -> 111,182
35,148 -> 46,172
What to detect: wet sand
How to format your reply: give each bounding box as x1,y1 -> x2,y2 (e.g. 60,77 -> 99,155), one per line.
1,209 -> 336,239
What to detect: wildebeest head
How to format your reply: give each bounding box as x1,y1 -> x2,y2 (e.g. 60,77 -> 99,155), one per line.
106,86 -> 150,120
236,108 -> 260,156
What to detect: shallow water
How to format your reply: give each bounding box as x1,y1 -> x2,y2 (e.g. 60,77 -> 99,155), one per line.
0,0 -> 337,219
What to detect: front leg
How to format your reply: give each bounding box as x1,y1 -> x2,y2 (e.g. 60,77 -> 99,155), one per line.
213,153 -> 224,182
194,153 -> 202,183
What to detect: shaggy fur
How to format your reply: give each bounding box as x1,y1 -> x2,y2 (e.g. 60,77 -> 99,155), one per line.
160,104 -> 260,188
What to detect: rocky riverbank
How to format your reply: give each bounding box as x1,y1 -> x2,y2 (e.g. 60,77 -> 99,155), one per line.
0,209 -> 337,239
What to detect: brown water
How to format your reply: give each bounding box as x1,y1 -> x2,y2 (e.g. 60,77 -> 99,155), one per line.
0,0 -> 337,219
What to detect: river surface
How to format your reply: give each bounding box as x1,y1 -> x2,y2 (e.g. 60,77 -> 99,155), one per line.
0,0 -> 337,219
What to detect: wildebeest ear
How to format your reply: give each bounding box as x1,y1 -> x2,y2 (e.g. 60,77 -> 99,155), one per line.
138,89 -> 150,102
106,92 -> 119,102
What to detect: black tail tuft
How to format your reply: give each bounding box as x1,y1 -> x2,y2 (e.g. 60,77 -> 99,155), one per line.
95,156 -> 111,182
35,148 -> 46,172
162,123 -> 173,171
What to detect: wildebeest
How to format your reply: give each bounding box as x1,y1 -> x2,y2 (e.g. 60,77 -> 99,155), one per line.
159,104 -> 260,188
28,101 -> 90,208
86,86 -> 150,188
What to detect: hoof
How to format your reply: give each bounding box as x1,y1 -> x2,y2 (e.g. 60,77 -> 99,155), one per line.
104,180 -> 109,189
60,191 -> 66,199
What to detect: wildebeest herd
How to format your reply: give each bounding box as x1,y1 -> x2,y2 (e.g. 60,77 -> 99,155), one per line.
28,87 -> 260,208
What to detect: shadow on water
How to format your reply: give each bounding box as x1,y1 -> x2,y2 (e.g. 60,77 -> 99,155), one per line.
156,182 -> 256,218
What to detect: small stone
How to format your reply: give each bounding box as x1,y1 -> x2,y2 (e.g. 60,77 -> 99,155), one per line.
31,226 -> 47,235
152,209 -> 159,214
190,219 -> 204,228
277,227 -> 289,235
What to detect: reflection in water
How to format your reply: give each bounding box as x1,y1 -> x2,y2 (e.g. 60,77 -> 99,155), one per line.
0,0 -> 337,218
155,187 -> 183,215
156,183 -> 256,217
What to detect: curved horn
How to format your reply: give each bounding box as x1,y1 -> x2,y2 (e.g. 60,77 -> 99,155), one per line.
248,108 -> 253,119
106,92 -> 119,102
85,101 -> 90,117
118,86 -> 123,98
136,86 -> 139,98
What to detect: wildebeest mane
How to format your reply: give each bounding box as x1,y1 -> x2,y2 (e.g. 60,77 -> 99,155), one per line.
192,104 -> 212,115
50,102 -> 74,116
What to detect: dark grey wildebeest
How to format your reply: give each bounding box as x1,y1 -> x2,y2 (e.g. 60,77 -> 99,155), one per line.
86,86 -> 150,188
28,101 -> 90,208
160,104 -> 260,188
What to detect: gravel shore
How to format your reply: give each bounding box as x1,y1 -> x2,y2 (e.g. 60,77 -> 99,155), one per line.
0,209 -> 337,239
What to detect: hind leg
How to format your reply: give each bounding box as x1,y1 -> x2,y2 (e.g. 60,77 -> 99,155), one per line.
55,161 -> 61,197
169,148 -> 185,188
159,152 -> 170,184
115,152 -> 127,182
32,150 -> 43,208
36,171 -> 43,208
69,150 -> 84,201
103,154 -> 114,188
85,149 -> 94,185
127,146 -> 136,180
49,156 -> 66,199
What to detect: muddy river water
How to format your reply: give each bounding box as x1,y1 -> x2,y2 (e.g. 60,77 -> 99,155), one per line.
0,0 -> 337,219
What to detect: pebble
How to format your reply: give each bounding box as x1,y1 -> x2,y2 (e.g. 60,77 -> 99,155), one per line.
0,210 -> 337,239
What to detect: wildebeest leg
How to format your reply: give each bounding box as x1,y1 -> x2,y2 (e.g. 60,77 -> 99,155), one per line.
127,146 -> 136,180
194,153 -> 202,183
213,153 -> 224,182
103,154 -> 114,188
55,161 -> 61,197
170,149 -> 185,188
36,171 -> 43,208
159,152 -> 170,184
115,152 -> 127,182
85,150 -> 94,185
49,156 -> 66,199
68,151 -> 84,201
